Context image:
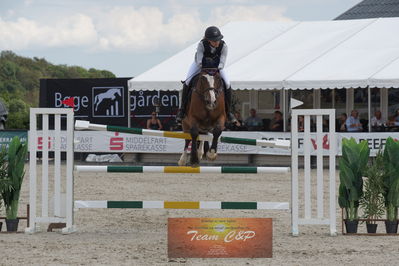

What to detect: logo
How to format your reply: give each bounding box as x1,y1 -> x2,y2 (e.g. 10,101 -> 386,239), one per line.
92,87 -> 124,117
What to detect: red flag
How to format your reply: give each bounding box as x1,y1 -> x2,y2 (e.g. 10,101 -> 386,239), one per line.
62,97 -> 75,108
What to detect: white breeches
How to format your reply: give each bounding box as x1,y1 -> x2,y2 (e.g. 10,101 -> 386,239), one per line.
185,62 -> 230,88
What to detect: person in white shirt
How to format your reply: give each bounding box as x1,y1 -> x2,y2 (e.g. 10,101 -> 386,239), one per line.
346,110 -> 363,132
371,110 -> 386,131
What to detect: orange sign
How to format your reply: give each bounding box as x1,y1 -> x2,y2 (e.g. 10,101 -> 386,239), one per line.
168,218 -> 272,258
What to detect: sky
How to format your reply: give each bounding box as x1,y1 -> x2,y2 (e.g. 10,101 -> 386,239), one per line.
0,0 -> 362,77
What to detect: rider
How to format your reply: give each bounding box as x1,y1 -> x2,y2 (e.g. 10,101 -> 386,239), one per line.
176,26 -> 236,123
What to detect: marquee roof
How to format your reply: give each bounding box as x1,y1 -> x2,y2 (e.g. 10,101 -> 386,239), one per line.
129,18 -> 399,91
335,0 -> 399,20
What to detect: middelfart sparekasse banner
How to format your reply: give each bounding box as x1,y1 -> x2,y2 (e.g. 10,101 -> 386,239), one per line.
31,131 -> 398,156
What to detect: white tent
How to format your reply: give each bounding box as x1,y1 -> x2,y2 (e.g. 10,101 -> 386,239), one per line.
128,18 -> 399,91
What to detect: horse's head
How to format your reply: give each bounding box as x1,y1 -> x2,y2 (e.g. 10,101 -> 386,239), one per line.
197,69 -> 223,111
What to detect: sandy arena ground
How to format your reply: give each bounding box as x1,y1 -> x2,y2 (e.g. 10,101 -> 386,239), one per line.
1,162 -> 398,265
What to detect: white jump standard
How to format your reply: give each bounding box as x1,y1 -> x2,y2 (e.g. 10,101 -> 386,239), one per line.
26,107 -> 338,236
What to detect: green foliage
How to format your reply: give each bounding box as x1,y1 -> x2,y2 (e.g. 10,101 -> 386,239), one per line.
382,137 -> 399,221
0,146 -> 12,212
338,138 -> 370,221
0,50 -> 116,129
0,137 -> 28,219
360,151 -> 385,224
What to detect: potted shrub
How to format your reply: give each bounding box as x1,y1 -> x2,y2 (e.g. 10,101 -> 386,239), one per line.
0,137 -> 28,232
0,145 -> 12,232
360,151 -> 385,233
338,138 -> 369,233
382,137 -> 399,234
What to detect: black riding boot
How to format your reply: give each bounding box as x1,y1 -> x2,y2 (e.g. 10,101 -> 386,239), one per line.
176,83 -> 190,123
224,86 -> 237,123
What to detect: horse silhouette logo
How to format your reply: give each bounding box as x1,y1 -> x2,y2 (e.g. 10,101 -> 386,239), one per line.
92,87 -> 124,117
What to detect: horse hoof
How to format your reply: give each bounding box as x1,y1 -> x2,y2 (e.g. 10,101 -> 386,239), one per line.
206,149 -> 217,161
178,152 -> 188,166
190,159 -> 199,167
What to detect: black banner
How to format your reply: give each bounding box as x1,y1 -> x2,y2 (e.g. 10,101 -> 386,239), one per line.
40,78 -> 130,127
130,90 -> 179,130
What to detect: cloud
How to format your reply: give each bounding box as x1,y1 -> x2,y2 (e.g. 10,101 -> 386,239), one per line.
95,6 -> 204,51
96,4 -> 291,51
210,5 -> 291,25
0,14 -> 97,50
0,4 -> 290,52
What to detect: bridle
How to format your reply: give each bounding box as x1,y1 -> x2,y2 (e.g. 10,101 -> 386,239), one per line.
193,69 -> 223,102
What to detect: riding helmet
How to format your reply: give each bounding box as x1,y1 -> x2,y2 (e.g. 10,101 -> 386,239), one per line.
204,26 -> 223,41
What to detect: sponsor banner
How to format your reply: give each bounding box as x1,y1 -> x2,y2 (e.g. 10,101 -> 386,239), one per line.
30,131 -> 399,155
168,218 -> 272,258
40,78 -> 180,129
0,131 -> 28,148
39,78 -> 130,127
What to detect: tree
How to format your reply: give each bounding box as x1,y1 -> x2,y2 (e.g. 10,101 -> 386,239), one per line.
0,50 -> 116,129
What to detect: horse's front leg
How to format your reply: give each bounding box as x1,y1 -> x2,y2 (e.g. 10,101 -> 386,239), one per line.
207,125 -> 222,161
190,126 -> 199,166
178,139 -> 190,166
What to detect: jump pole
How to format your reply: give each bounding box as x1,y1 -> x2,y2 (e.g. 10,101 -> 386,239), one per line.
75,200 -> 289,210
75,165 -> 290,174
75,120 -> 290,149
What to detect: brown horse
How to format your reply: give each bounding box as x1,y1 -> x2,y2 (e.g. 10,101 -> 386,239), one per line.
178,69 -> 226,166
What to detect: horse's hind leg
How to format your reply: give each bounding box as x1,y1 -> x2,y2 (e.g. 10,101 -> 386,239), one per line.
190,126 -> 199,166
178,139 -> 190,166
203,141 -> 209,160
207,126 -> 222,161
197,140 -> 204,161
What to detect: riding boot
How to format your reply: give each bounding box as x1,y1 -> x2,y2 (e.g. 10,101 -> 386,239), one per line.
224,86 -> 237,123
176,83 -> 190,123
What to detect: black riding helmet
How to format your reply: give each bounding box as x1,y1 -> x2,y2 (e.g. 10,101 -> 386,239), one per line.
205,26 -> 223,41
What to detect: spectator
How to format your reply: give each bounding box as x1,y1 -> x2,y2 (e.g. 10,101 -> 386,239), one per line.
371,110 -> 385,132
386,110 -> 399,130
345,110 -> 363,132
147,112 -> 163,130
244,108 -> 263,131
337,113 -> 347,132
270,111 -> 284,132
298,115 -> 304,132
394,109 -> 399,124
228,111 -> 246,131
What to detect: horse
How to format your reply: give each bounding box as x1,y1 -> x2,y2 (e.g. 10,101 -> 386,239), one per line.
94,88 -> 121,111
178,68 -> 226,166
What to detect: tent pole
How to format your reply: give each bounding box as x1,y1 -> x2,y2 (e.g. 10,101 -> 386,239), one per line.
282,88 -> 286,132
128,89 -> 131,128
368,86 -> 371,132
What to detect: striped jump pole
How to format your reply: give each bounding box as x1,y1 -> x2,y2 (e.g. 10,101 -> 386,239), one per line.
75,120 -> 290,149
75,200 -> 289,210
75,165 -> 290,174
